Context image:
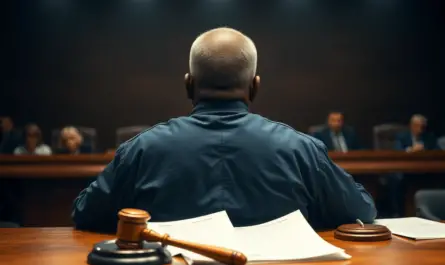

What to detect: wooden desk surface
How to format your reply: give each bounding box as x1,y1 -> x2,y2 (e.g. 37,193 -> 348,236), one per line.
1,228 -> 445,265
1,151 -> 445,177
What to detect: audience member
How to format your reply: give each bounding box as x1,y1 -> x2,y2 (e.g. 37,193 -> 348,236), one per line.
72,27 -> 376,233
14,124 -> 52,155
385,114 -> 438,217
0,117 -> 22,154
395,114 -> 438,151
57,126 -> 88,154
312,111 -> 360,152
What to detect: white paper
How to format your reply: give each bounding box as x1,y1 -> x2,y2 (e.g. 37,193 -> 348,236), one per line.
376,217 -> 445,240
148,211 -> 235,262
148,210 -> 350,263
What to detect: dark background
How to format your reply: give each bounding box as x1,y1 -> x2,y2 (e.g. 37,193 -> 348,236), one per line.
2,0 -> 444,150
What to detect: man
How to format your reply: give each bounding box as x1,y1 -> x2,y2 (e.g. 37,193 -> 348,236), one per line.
72,27 -> 376,233
0,117 -> 22,154
312,112 -> 360,152
387,114 -> 437,217
395,114 -> 438,151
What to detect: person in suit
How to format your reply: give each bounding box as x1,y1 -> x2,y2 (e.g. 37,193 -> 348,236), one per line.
386,114 -> 438,217
312,112 -> 360,152
0,117 -> 22,154
72,27 -> 376,233
14,124 -> 52,155
57,126 -> 91,154
395,114 -> 438,152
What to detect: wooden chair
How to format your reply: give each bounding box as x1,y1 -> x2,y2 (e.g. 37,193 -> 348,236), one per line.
438,136 -> 445,150
415,190 -> 445,221
373,124 -> 407,150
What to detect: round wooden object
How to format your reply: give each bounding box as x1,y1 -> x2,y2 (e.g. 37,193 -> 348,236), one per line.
118,209 -> 151,223
334,224 -> 392,242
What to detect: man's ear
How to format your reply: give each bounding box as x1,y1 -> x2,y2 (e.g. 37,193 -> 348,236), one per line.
249,75 -> 260,102
184,73 -> 194,100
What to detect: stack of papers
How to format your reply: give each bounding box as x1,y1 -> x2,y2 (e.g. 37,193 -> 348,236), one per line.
148,210 -> 350,263
376,217 -> 445,240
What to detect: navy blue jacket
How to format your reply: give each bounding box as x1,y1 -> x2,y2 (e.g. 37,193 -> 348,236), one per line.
312,126 -> 361,151
72,101 -> 376,233
395,131 -> 438,151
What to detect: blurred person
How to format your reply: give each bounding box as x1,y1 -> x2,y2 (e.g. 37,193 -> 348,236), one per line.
395,114 -> 438,152
312,111 -> 360,152
57,126 -> 86,154
72,27 -> 375,233
0,117 -> 22,154
385,114 -> 438,217
14,124 -> 52,155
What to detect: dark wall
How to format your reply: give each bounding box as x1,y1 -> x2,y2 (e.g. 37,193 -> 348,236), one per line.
2,0 -> 444,150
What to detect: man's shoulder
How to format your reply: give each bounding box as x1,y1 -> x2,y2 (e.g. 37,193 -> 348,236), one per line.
118,114 -> 327,158
117,117 -> 191,150
252,114 -> 327,150
121,119 -> 180,144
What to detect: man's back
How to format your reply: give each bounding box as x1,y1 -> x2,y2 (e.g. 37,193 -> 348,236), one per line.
72,101 -> 376,232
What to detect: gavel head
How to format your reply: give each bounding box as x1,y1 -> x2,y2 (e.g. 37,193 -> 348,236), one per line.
115,208 -> 151,250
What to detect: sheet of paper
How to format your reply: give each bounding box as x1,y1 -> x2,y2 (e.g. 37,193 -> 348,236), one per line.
230,210 -> 350,262
148,211 -> 235,261
148,210 -> 350,263
376,217 -> 445,240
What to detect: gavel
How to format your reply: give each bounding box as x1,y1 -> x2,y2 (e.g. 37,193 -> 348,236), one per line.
115,208 -> 248,265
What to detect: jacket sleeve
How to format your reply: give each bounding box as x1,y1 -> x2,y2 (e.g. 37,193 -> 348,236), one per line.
315,144 -> 377,227
72,145 -> 134,233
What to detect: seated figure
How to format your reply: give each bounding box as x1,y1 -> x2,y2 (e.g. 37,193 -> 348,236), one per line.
14,123 -> 52,155
57,126 -> 91,154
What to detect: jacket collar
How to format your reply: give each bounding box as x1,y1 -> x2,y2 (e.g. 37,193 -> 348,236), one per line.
191,100 -> 249,115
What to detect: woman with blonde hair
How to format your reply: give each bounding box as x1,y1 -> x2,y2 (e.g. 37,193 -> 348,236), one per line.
57,126 -> 87,154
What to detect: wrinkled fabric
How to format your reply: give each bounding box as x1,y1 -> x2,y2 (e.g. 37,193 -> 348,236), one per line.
72,100 -> 376,233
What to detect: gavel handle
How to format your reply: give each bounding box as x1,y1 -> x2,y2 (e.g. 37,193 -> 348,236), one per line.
141,229 -> 248,265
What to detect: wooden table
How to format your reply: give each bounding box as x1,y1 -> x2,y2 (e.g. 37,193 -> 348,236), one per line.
1,228 -> 445,265
1,151 -> 445,227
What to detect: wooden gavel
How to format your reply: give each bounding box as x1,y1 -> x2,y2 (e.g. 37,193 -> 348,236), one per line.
115,208 -> 248,265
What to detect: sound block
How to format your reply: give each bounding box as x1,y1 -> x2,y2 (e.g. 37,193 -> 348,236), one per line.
334,224 -> 392,242
87,240 -> 172,265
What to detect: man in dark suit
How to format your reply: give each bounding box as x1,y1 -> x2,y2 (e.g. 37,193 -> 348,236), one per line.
386,114 -> 438,217
312,111 -> 360,152
395,114 -> 438,151
0,117 -> 22,154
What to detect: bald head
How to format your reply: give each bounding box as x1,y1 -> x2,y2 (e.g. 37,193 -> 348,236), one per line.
189,27 -> 257,90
